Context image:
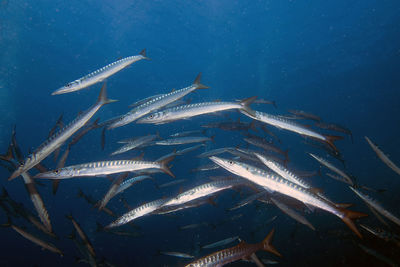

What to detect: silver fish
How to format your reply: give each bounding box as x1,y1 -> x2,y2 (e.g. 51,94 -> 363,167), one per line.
9,84 -> 117,180
209,156 -> 367,238
271,197 -> 315,231
115,175 -> 153,195
202,236 -> 239,249
137,97 -> 257,124
170,129 -> 206,137
243,110 -> 342,152
111,134 -> 158,156
349,187 -> 400,227
365,136 -> 400,176
154,136 -> 213,146
309,153 -> 354,185
160,251 -> 194,259
108,73 -> 208,129
162,178 -> 245,207
228,191 -> 268,211
34,156 -> 174,179
52,49 -> 148,95
157,179 -> 186,189
106,198 -> 167,228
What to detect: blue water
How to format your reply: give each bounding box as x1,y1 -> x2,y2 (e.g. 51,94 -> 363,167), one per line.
1,0 -> 400,266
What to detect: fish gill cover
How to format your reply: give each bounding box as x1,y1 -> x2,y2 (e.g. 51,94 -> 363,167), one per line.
0,0 -> 400,266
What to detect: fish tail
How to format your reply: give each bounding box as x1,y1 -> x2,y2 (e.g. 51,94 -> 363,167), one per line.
324,135 -> 343,153
0,143 -> 14,163
139,48 -> 150,60
97,83 -> 118,106
157,156 -> 175,178
239,96 -> 257,117
52,180 -> 61,195
339,208 -> 368,238
260,228 -> 281,257
193,72 -> 209,89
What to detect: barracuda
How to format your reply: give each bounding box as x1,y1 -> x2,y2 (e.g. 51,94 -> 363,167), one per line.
137,96 -> 257,124
209,156 -> 367,238
9,84 -> 116,181
154,136 -> 213,146
162,178 -> 245,207
365,136 -> 400,176
108,73 -> 208,129
243,110 -> 342,152
106,198 -> 167,228
111,134 -> 158,156
52,49 -> 148,95
309,153 -> 354,185
33,156 -> 174,179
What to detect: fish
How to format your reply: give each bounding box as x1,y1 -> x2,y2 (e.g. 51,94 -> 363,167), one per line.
137,97 -> 257,124
111,134 -> 158,156
170,129 -> 207,137
253,98 -> 277,108
244,137 -> 289,161
96,222 -> 143,238
243,110 -> 342,152
228,191 -> 268,211
197,147 -> 234,158
349,187 -> 400,227
287,109 -> 321,122
314,122 -> 353,143
365,136 -> 400,176
179,222 -> 209,230
68,118 -> 101,147
160,251 -> 195,259
162,178 -> 245,207
359,224 -> 400,244
201,119 -> 257,132
66,214 -> 96,257
153,197 -> 215,215
108,73 -> 209,129
358,244 -> 398,267
77,189 -> 117,218
97,173 -> 129,210
325,173 -> 353,185
9,83 -> 117,180
52,49 -> 148,95
202,236 -> 239,249
190,163 -> 220,172
270,197 -> 315,231
106,198 -> 168,228
129,93 -> 165,108
115,175 -> 153,195
154,136 -> 214,146
185,229 -> 281,267
175,144 -> 206,155
34,156 -> 175,179
209,156 -> 367,238
157,179 -> 186,189
309,153 -> 354,185
8,220 -> 63,256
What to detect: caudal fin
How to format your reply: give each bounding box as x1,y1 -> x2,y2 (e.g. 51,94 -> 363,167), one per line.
139,49 -> 150,60
97,83 -> 118,106
324,135 -> 343,153
157,156 -> 175,178
260,228 -> 281,257
340,208 -> 368,238
239,96 -> 257,117
193,73 -> 209,89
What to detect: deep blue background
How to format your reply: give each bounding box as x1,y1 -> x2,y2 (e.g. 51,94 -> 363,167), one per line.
1,0 -> 400,266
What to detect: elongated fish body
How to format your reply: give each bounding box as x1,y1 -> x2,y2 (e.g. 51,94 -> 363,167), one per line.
202,236 -> 239,249
21,171 -> 52,232
34,157 -> 174,179
287,110 -> 321,122
244,138 -> 287,159
152,197 -> 211,215
170,129 -> 206,137
163,179 -> 244,207
155,136 -> 213,146
309,153 -> 353,185
158,178 -> 186,188
228,191 -> 268,211
97,173 -> 129,210
111,135 -> 158,156
244,111 -> 341,151
129,94 -> 165,108
271,197 -> 315,231
349,187 -> 400,227
52,49 -> 148,95
160,251 -> 195,259
186,229 -> 280,267
106,198 -> 167,228
365,136 -> 400,176
175,144 -> 205,155
115,175 -> 152,195
209,156 -> 366,238
326,173 -> 353,185
11,224 -> 63,256
138,97 -> 256,124
9,84 -> 116,181
67,215 -> 96,257
108,73 -> 208,129
198,147 -> 235,158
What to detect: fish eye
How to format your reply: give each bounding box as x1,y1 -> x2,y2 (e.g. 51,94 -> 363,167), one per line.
54,169 -> 60,174
149,115 -> 154,119
66,83 -> 71,87
228,161 -> 233,164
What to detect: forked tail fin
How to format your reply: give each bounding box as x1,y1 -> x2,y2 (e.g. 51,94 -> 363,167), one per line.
339,208 -> 368,239
97,83 -> 118,106
139,49 -> 150,60
157,156 -> 175,178
324,135 -> 343,153
239,96 -> 257,117
260,228 -> 281,257
193,72 -> 209,89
